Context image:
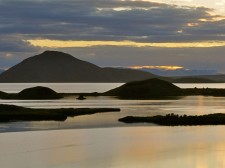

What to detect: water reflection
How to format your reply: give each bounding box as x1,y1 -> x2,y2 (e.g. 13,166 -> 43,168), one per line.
1,127 -> 225,168
0,96 -> 225,132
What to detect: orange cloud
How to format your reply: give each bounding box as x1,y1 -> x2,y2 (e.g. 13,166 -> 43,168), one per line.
26,39 -> 225,48
129,65 -> 184,70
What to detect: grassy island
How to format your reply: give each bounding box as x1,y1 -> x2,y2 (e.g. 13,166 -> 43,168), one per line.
119,113 -> 225,126
104,78 -> 225,99
104,78 -> 184,99
0,104 -> 120,122
0,86 -> 63,100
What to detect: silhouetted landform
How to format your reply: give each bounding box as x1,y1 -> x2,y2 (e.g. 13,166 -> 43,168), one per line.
171,74 -> 225,83
119,113 -> 225,126
137,67 -> 218,77
76,95 -> 86,100
104,78 -> 225,99
0,86 -> 62,99
0,51 -> 156,83
195,74 -> 225,82
184,88 -> 225,96
172,77 -> 218,83
0,91 -> 8,98
0,104 -> 120,122
0,69 -> 4,74
104,78 -> 184,99
0,50 -> 224,83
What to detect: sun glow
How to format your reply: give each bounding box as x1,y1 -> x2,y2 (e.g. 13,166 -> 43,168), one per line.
129,65 -> 184,70
27,39 -> 225,48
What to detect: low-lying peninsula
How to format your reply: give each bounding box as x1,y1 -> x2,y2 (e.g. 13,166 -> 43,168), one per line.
119,113 -> 225,126
0,104 -> 120,122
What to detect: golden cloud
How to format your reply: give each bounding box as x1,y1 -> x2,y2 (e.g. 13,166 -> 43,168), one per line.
26,39 -> 225,48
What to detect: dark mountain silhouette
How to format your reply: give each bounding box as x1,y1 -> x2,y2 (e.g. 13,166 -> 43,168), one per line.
0,51 -> 156,83
172,77 -> 217,83
136,68 -> 218,77
0,69 -> 4,74
196,74 -> 225,82
104,78 -> 184,99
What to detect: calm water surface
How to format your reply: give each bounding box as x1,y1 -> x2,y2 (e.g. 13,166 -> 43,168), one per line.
0,83 -> 123,93
1,127 -> 225,168
0,83 -> 225,167
0,83 -> 225,131
0,83 -> 225,93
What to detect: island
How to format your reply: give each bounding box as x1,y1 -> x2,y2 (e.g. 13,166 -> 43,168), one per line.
0,104 -> 120,122
104,78 -> 225,99
1,78 -> 225,101
104,78 -> 184,99
0,86 -> 63,100
119,113 -> 225,126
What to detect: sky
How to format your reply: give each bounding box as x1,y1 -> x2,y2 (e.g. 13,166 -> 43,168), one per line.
0,0 -> 225,73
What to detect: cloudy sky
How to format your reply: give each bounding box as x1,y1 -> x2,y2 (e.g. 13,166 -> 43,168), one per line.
0,0 -> 225,73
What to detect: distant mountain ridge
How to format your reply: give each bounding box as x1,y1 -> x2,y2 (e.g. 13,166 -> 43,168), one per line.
0,51 -> 157,83
0,69 -> 4,74
137,68 -> 218,77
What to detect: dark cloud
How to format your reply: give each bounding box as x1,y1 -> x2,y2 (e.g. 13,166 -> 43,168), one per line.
60,46 -> 225,73
0,0 -> 225,72
0,35 -> 37,52
0,0 -> 224,42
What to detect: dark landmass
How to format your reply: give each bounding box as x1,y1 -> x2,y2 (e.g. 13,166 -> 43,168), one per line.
184,88 -> 225,96
76,94 -> 86,100
1,86 -> 62,99
196,74 -> 225,82
1,50 -> 223,83
104,78 -> 225,99
0,91 -> 8,98
172,77 -> 218,83
135,67 -> 218,77
0,69 -> 4,75
0,51 -> 156,83
104,78 -> 184,99
170,74 -> 225,83
119,113 -> 225,126
1,78 -> 224,100
0,104 -> 120,122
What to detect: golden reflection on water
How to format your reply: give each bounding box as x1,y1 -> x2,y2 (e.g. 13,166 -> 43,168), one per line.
197,96 -> 204,115
1,127 -> 225,168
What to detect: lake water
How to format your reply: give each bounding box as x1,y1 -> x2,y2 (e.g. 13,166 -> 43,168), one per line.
0,83 -> 225,168
0,82 -> 225,93
0,83 -> 123,93
1,127 -> 225,168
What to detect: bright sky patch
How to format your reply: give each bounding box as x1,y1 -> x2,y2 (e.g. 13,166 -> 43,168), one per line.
27,39 -> 225,48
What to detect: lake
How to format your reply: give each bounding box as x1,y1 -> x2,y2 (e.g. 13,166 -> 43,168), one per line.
1,127 -> 225,168
0,82 -> 225,93
0,83 -> 225,168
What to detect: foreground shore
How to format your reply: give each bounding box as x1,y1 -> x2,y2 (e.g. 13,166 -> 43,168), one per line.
119,113 -> 225,126
0,104 -> 120,122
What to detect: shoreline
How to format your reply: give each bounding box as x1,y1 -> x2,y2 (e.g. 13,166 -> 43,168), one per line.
0,104 -> 120,123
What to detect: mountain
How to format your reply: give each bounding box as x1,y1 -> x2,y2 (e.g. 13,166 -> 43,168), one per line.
104,78 -> 184,99
0,69 -> 4,74
136,68 -> 218,77
196,75 -> 225,82
0,51 -> 156,83
172,77 -> 217,83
